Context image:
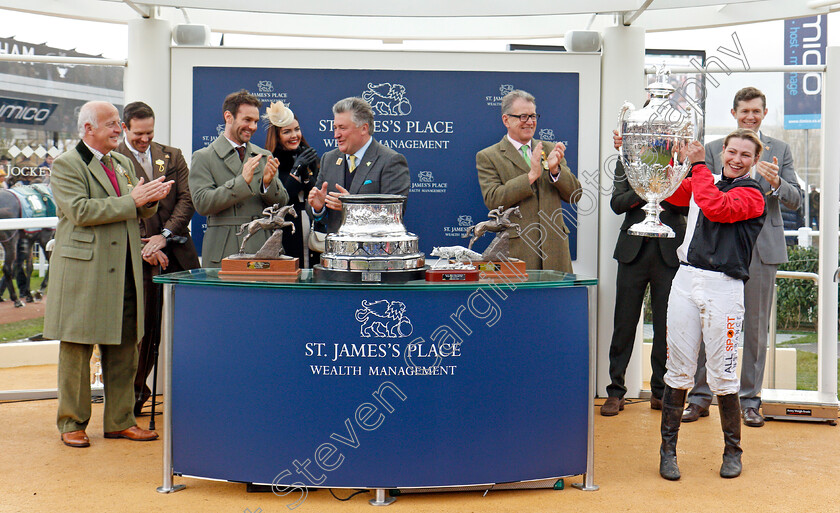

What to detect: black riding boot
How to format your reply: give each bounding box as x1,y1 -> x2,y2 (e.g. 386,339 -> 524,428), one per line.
717,393 -> 743,478
659,385 -> 686,480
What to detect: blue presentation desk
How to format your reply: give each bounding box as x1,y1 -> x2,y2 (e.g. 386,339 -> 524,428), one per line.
154,268 -> 598,502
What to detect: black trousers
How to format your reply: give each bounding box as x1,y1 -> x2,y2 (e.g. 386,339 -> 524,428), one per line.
607,239 -> 677,399
134,253 -> 188,401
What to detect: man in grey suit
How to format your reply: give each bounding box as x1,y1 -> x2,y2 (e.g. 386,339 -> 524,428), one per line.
307,97 -> 409,233
190,90 -> 287,266
682,87 -> 802,427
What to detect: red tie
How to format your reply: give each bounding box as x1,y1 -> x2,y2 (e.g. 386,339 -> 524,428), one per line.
236,146 -> 245,162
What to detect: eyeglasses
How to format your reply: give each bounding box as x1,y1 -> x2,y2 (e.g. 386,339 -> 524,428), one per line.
505,113 -> 540,122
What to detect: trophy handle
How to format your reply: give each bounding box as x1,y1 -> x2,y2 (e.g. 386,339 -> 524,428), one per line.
616,102 -> 634,160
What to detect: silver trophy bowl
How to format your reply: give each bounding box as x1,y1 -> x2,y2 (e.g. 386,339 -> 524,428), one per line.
314,194 -> 426,282
618,65 -> 698,238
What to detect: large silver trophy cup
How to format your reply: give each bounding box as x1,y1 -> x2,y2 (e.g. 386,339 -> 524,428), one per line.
313,194 -> 426,283
618,65 -> 698,238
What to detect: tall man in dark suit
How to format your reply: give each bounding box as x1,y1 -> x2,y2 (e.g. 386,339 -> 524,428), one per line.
190,90 -> 287,266
601,142 -> 687,416
307,97 -> 409,233
476,89 -> 581,272
682,87 -> 802,427
46,101 -> 173,447
116,101 -> 200,415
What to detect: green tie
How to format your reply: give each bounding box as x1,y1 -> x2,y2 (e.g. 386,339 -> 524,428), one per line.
102,154 -> 113,170
521,145 -> 531,166
348,155 -> 357,172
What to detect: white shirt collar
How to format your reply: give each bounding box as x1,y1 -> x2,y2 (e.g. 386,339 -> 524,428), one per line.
124,138 -> 150,161
507,134 -> 531,154
84,142 -> 106,162
224,136 -> 246,150
348,136 -> 374,164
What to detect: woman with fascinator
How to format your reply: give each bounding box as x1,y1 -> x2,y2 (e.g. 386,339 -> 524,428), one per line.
263,101 -> 320,266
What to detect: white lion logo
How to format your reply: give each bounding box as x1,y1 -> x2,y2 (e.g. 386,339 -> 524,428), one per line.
257,80 -> 274,93
457,215 -> 473,227
500,84 -> 515,95
362,82 -> 412,116
539,128 -> 556,141
418,171 -> 433,182
355,300 -> 413,338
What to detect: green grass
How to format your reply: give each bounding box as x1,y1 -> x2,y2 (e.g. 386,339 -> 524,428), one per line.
0,317 -> 44,344
778,333 -> 840,391
0,273 -> 47,343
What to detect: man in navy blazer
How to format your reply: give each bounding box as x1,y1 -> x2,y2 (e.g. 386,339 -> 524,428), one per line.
307,97 -> 409,234
682,87 -> 802,427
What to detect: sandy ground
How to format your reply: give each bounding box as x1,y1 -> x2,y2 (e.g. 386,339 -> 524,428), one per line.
1,391 -> 838,513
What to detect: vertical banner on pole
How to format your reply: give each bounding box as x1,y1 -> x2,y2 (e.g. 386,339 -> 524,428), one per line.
783,15 -> 826,130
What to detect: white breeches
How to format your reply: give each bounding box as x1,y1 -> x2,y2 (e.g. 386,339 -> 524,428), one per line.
664,265 -> 744,396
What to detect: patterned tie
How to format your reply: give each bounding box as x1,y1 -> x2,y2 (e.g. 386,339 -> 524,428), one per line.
521,145 -> 531,166
236,146 -> 246,162
102,154 -> 113,170
348,155 -> 357,173
137,152 -> 153,181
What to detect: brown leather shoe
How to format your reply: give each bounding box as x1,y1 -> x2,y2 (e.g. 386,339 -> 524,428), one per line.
681,403 -> 710,423
650,395 -> 663,410
742,407 -> 765,427
61,430 -> 90,448
600,396 -> 625,416
104,425 -> 159,441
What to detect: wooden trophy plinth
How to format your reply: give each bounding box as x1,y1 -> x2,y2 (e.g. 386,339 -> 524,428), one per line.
473,260 -> 528,280
219,256 -> 301,279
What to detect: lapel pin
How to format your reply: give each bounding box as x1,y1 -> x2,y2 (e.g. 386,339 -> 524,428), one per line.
336,157 -> 343,165
366,161 -> 372,167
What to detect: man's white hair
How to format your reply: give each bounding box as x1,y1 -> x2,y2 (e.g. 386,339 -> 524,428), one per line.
77,102 -> 99,138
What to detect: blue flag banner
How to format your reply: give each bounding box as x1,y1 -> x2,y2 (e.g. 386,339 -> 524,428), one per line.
783,15 -> 826,130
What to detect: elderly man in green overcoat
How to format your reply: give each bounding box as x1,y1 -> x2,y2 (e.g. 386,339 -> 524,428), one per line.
45,101 -> 174,448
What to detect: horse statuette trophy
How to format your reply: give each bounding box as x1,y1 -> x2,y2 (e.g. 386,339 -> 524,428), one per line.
426,245 -> 482,282
455,205 -> 527,278
219,204 -> 302,278
617,64 -> 698,238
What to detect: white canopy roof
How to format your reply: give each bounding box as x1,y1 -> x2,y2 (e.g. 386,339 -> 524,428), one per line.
1,0 -> 836,41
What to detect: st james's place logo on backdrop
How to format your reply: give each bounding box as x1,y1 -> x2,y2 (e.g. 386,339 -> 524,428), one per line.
539,128 -> 556,142
199,123 -> 226,147
362,82 -> 412,116
254,79 -> 289,104
442,213 -> 474,239
485,84 -> 516,107
355,299 -> 414,338
410,170 -> 447,194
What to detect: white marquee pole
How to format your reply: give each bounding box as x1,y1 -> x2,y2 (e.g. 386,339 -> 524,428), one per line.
818,47 -> 839,403
126,15 -> 173,143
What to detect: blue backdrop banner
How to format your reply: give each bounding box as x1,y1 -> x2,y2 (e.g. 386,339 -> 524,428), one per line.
190,67 -> 580,259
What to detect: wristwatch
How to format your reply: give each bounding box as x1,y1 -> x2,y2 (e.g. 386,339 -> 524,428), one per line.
161,228 -> 173,240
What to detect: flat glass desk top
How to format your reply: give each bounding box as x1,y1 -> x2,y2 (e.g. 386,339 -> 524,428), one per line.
154,268 -> 597,290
